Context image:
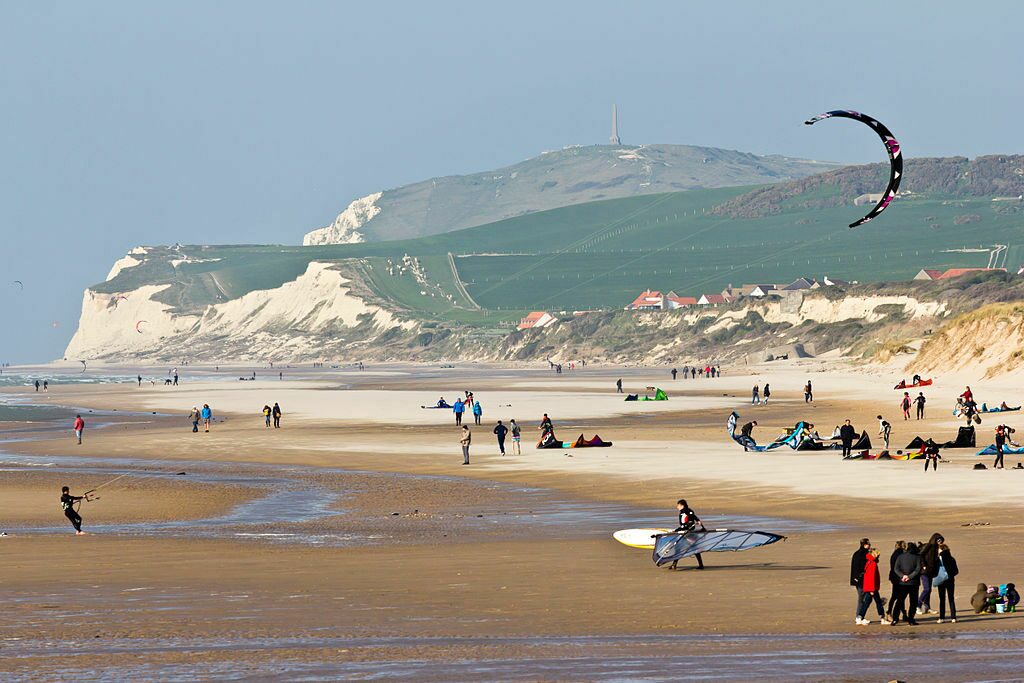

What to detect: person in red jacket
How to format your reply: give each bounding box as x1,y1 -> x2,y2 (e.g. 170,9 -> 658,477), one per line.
960,386 -> 973,403
73,414 -> 85,445
857,549 -> 892,625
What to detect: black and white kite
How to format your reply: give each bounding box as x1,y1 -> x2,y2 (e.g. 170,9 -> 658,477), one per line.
805,110 -> 902,228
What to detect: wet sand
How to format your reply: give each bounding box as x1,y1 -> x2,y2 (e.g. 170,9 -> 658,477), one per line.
3,361 -> 1024,681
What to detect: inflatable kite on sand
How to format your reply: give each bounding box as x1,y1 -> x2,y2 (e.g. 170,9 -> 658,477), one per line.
537,432 -> 612,449
727,412 -> 810,452
894,378 -> 932,389
805,110 -> 902,228
624,388 -> 668,402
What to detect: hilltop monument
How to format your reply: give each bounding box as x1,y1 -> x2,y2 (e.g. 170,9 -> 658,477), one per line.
610,103 -> 621,145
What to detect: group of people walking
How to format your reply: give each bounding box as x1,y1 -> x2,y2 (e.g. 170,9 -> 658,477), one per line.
262,403 -> 283,428
673,365 -> 720,380
851,534 -> 959,625
458,414 -> 535,464
188,404 -> 214,432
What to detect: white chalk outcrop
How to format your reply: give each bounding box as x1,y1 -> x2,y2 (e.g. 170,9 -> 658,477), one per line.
64,261 -> 414,361
303,192 -> 383,245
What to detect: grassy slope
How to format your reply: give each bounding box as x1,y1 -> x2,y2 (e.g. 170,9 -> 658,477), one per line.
94,187 -> 1020,323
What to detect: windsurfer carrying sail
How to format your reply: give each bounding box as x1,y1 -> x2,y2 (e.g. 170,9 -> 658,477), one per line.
671,499 -> 705,570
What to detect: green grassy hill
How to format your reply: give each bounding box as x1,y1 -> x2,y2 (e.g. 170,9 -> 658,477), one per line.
96,168 -> 1024,324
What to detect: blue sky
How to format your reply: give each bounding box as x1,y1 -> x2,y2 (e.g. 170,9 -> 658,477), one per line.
1,1 -> 1021,362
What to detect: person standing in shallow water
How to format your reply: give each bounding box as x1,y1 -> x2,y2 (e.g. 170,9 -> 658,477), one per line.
60,486 -> 85,534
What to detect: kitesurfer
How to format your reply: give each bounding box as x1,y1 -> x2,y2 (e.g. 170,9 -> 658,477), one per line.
839,419 -> 857,458
493,420 -> 508,456
877,415 -> 891,450
740,420 -> 757,451
540,413 -> 553,433
670,499 -> 705,570
915,392 -> 926,420
60,486 -> 85,535
993,424 -> 1013,469
912,374 -> 922,385
901,392 -> 912,420
73,414 -> 85,445
924,440 -> 940,471
850,537 -> 871,623
460,425 -> 471,465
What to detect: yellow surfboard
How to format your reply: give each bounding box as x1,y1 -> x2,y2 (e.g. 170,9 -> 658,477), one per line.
613,528 -> 671,549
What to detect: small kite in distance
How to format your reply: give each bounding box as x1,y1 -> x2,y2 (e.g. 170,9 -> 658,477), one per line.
135,320 -> 147,333
804,110 -> 902,228
12,280 -> 23,290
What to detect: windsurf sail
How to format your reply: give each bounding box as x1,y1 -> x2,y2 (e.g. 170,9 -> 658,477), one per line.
652,529 -> 786,566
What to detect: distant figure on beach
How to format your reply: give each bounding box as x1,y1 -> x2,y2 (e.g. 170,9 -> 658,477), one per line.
901,392 -> 912,420
540,413 -> 553,433
43,380 -> 48,391
751,384 -> 760,405
670,499 -> 705,570
191,406 -> 201,432
460,425 -> 471,465
472,400 -> 483,426
924,440 -> 940,471
804,380 -> 813,403
915,392 -> 926,419
262,405 -> 271,428
453,398 -> 465,426
493,420 -> 508,455
616,379 -> 623,393
961,386 -> 973,403
839,419 -> 857,457
60,486 -> 85,535
510,419 -> 521,454
173,369 -> 178,386
279,372 -> 282,380
34,380 -> 40,392
993,424 -> 1014,469
762,383 -> 770,405
201,404 -> 212,432
682,367 -> 689,379
671,368 -> 677,380
272,402 -> 282,428
740,420 -> 757,451
877,415 -> 891,450
137,374 -> 142,387
73,414 -> 84,445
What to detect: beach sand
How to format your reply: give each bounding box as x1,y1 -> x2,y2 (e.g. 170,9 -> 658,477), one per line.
3,360 -> 1023,680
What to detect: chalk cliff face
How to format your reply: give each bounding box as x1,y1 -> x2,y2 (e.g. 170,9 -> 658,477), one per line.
64,261 -> 415,362
302,192 -> 382,245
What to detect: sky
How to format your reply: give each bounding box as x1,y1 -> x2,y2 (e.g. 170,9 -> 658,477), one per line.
1,0 -> 1022,363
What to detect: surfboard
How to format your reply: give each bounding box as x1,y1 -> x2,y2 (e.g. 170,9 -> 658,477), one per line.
613,528 -> 671,549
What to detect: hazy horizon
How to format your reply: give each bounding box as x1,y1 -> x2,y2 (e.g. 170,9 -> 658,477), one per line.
2,0 -> 1022,363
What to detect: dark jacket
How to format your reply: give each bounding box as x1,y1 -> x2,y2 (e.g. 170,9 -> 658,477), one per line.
936,550 -> 959,581
894,549 -> 923,585
920,533 -> 943,578
888,548 -> 902,584
971,583 -> 989,613
839,424 -> 857,444
850,547 -> 869,587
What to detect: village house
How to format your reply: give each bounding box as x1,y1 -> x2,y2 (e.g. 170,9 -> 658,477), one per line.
517,311 -> 558,330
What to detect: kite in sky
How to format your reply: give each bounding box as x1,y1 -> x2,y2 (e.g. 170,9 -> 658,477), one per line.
805,110 -> 902,228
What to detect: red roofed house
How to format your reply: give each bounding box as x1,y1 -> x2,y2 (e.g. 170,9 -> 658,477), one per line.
666,293 -> 698,309
938,267 -> 1005,279
698,293 -> 730,306
517,311 -> 558,330
914,269 -> 943,281
626,290 -> 666,311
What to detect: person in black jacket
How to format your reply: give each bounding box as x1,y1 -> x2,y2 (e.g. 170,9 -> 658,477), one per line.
935,542 -> 959,623
891,542 -> 922,625
670,499 -> 705,571
886,540 -> 907,619
850,537 -> 871,622
918,532 -> 945,614
839,420 -> 857,457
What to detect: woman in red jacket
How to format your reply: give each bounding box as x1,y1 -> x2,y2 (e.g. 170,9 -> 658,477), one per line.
857,549 -> 892,625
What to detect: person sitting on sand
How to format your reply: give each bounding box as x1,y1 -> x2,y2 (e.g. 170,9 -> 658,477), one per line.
670,499 -> 705,571
913,374 -> 922,385
1004,583 -> 1020,612
436,397 -> 450,408
60,486 -> 85,535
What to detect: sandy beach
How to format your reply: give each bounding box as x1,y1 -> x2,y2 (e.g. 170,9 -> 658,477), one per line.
3,360 -> 1024,681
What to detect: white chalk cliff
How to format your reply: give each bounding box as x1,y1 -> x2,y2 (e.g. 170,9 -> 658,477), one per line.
303,192 -> 382,245
65,261 -> 414,361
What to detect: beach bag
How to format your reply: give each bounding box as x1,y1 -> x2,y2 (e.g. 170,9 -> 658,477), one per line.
933,557 -> 949,587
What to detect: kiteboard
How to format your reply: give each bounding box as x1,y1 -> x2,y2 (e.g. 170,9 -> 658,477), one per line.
613,528 -> 671,549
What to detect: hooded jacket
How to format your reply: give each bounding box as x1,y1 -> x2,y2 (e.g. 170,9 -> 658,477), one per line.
971,583 -> 990,613
920,533 -> 944,578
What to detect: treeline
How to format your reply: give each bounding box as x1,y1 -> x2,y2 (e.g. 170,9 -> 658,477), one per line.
712,155 -> 1024,219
